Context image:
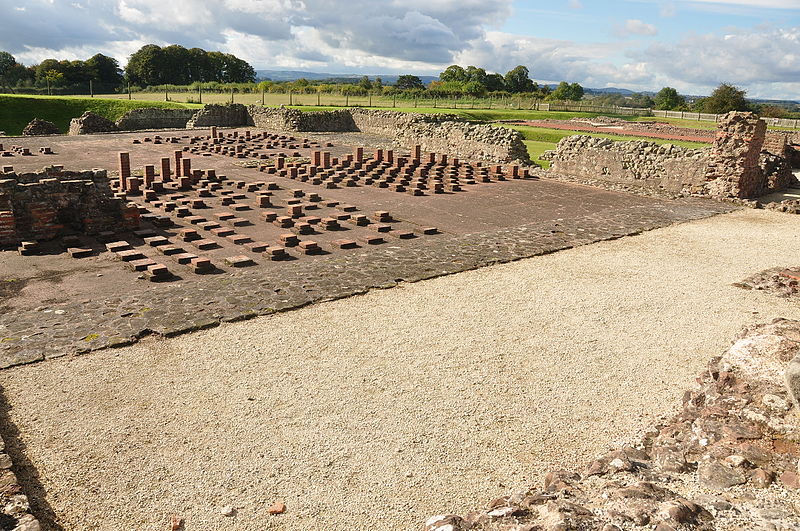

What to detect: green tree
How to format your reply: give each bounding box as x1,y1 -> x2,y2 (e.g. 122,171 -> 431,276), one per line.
702,83 -> 749,114
654,87 -> 684,110
125,44 -> 166,86
484,73 -> 505,92
504,65 -> 534,93
0,51 -> 17,90
358,75 -> 372,91
85,53 -> 123,88
439,65 -> 467,83
395,75 -> 425,90
550,81 -> 584,101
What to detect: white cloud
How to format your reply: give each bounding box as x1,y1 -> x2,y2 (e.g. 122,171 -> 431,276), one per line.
616,19 -> 659,37
568,0 -> 583,8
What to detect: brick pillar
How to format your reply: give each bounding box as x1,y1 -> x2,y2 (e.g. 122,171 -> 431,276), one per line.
160,157 -> 171,182
174,150 -> 183,179
354,147 -> 363,162
413,145 -> 421,162
181,157 -> 192,178
211,126 -> 218,139
704,111 -> 767,198
118,152 -> 130,191
312,151 -> 322,166
322,152 -> 331,169
143,165 -> 155,188
375,149 -> 383,162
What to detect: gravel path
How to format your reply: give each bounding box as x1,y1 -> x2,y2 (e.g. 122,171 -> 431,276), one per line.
2,209 -> 799,531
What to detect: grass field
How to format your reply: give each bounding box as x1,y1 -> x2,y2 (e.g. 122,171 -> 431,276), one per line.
0,94 -> 198,136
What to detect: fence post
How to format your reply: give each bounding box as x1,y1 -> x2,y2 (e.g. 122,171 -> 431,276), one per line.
414,95 -> 417,108
345,93 -> 349,106
165,86 -> 168,101
369,93 -> 372,107
198,84 -> 202,104
127,81 -> 131,100
289,90 -> 292,106
89,80 -> 93,97
317,92 -> 320,106
230,87 -> 234,104
393,94 -> 396,108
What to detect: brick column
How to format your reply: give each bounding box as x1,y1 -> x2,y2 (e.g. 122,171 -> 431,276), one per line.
118,152 -> 131,191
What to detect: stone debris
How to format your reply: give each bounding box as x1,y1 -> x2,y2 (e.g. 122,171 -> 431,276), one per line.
735,267 -> 800,298
68,111 -> 118,135
425,319 -> 800,531
22,118 -> 59,136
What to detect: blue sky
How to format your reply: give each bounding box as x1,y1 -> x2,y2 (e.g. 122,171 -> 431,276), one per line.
0,0 -> 798,99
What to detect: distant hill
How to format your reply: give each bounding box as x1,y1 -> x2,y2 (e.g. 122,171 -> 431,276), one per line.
255,70 -> 438,85
254,71 -> 798,105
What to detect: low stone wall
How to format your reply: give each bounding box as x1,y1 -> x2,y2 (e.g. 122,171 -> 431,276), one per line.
545,136 -> 709,195
247,107 -> 528,163
547,112 -> 795,199
0,167 -> 139,247
186,103 -> 251,128
115,108 -> 196,130
68,112 -> 117,135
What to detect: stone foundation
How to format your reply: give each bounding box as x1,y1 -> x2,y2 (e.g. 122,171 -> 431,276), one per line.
115,108 -> 197,131
0,167 -> 140,247
185,103 -> 251,128
547,112 -> 795,199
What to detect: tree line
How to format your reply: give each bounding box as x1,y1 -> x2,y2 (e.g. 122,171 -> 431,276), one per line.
0,45 -> 256,94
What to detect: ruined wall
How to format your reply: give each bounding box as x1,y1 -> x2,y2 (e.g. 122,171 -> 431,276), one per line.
547,136 -> 709,194
246,107 -> 529,163
0,167 -> 139,247
186,103 -> 251,128
703,112 -> 767,198
548,112 -> 794,199
68,112 -> 118,135
116,108 -> 197,130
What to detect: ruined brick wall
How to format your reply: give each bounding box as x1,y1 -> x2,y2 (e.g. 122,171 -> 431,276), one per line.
398,120 -> 531,164
547,136 -> 709,194
0,167 -> 139,247
116,108 -> 197,130
186,103 -> 252,128
247,107 -> 301,130
704,112 -> 767,198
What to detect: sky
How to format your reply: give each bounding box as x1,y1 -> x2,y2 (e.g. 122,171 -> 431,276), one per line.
0,0 -> 798,99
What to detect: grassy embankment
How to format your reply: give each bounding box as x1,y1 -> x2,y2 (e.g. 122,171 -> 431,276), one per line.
0,94 -> 199,136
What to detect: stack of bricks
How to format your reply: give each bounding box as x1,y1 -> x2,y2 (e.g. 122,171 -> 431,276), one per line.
0,168 -> 140,248
258,145 -> 528,196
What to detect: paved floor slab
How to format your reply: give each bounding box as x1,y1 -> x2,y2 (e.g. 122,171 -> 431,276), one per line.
1,209 -> 799,531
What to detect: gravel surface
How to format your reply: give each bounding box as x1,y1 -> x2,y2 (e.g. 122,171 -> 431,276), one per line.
2,208 -> 799,531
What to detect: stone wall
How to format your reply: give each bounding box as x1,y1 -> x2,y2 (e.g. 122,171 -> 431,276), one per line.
0,167 -> 139,247
115,108 -> 197,130
546,136 -> 709,195
547,112 -> 795,199
247,107 -> 529,163
704,112 -> 768,198
68,112 -> 118,135
185,103 -> 251,128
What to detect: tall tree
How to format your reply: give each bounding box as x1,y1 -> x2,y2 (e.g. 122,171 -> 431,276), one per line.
702,83 -> 749,114
85,53 -> 123,86
654,87 -> 684,110
395,75 -> 425,90
439,65 -> 467,83
504,65 -> 534,93
484,73 -> 505,92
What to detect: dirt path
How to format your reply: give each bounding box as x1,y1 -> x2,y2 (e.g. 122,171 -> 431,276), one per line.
512,120 -> 714,143
1,209 -> 799,531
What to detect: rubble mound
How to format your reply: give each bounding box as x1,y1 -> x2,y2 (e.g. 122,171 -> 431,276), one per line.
426,319 -> 800,531
68,111 -> 118,135
22,118 -> 59,136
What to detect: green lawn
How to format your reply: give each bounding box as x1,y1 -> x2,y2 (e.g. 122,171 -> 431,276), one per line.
0,94 -> 199,136
504,124 -> 710,167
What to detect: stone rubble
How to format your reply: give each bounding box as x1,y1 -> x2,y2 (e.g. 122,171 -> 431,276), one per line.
21,118 -> 59,136
67,111 -> 118,135
425,319 -> 800,531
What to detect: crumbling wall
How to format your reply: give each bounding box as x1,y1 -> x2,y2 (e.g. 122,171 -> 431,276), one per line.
0,167 -> 139,247
247,107 -> 301,130
116,108 -> 197,130
68,112 -> 118,135
548,112 -> 794,198
186,103 -> 251,128
547,136 -> 709,194
704,111 -> 767,198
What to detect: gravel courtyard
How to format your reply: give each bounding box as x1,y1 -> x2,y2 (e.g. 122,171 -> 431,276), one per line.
2,208 -> 799,531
